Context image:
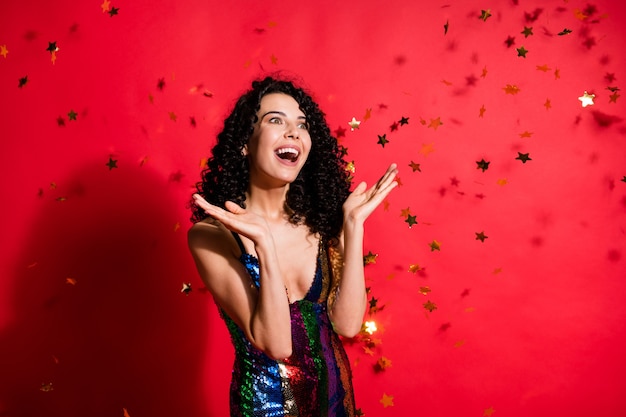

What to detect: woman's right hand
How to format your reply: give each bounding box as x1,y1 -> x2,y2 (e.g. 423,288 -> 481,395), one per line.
192,194 -> 271,245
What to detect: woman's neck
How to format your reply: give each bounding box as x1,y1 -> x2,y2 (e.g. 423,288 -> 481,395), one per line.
245,184 -> 289,222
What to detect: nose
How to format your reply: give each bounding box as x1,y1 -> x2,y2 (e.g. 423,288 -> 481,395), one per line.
285,122 -> 300,139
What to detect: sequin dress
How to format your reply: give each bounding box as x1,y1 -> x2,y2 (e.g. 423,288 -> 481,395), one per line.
220,233 -> 356,417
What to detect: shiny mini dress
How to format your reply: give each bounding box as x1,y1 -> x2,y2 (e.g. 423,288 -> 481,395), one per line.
221,233 -> 356,416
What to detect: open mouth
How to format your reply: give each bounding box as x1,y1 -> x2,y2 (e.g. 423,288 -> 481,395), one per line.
275,147 -> 300,163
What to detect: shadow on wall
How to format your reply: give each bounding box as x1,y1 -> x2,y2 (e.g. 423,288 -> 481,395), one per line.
0,160 -> 214,417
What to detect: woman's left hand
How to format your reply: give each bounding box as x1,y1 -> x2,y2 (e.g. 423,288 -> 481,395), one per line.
342,163 -> 399,225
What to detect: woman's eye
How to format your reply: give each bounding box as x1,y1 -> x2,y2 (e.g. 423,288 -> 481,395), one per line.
269,117 -> 282,124
298,123 -> 309,130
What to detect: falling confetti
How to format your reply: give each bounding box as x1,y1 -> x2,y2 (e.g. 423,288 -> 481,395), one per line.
348,117 -> 361,131
578,91 -> 595,107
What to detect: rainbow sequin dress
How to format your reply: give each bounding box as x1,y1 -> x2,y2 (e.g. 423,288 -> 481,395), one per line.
221,233 -> 356,416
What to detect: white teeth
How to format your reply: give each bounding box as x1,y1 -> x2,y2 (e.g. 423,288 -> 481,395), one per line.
276,148 -> 299,156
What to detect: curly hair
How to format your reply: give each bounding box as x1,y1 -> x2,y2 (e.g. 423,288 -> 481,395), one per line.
190,76 -> 351,242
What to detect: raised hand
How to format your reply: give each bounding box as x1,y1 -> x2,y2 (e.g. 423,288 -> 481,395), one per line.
342,163 -> 398,225
192,194 -> 271,244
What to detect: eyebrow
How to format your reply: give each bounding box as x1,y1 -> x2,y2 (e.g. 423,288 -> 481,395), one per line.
260,110 -> 307,120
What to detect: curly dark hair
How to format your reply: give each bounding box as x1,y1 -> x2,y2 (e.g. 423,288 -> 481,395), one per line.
190,76 -> 351,242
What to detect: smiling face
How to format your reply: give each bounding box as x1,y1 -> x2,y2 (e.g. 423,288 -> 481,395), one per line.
246,93 -> 312,188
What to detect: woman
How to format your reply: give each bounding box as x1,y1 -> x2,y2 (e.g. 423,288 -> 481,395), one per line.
188,76 -> 398,416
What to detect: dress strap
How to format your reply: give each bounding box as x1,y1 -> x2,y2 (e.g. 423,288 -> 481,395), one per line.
231,232 -> 247,255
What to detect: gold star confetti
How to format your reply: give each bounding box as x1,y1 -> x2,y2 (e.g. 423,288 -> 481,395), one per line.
375,356 -> 392,371
400,207 -> 411,217
484,406 -> 496,416
441,79 -> 453,86
519,131 -> 533,138
454,340 -> 466,348
348,117 -> 361,131
408,264 -> 422,273
554,68 -> 561,80
364,251 -> 378,265
544,98 -> 552,110
123,408 -> 131,417
1,44 -> 9,58
270,54 -> 278,64
479,105 -> 486,117
475,231 -> 488,242
66,277 -> 77,285
423,300 -> 437,312
380,393 -> 394,408
419,143 -> 435,156
363,108 -> 372,121
409,161 -> 421,172
419,286 -> 431,295
181,282 -> 192,295
536,64 -> 551,72
503,84 -> 521,95
496,178 -> 508,186
578,91 -> 595,107
40,382 -> 54,392
609,91 -> 620,103
481,66 -> 488,78
363,320 -> 377,335
429,240 -> 441,251
428,117 -> 443,130
106,156 -> 118,170
168,111 -> 177,121
101,0 -> 111,12
479,9 -> 492,21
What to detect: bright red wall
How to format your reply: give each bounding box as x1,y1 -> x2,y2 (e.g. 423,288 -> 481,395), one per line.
1,1 -> 625,416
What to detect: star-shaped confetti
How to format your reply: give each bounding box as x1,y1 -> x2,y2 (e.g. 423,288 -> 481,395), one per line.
380,393 -> 394,408
106,156 -> 118,170
504,35 -> 515,48
108,6 -> 119,17
503,84 -> 520,95
423,300 -> 438,312
484,406 -> 496,416
428,117 -> 443,130
516,46 -> 528,58
479,105 -> 486,117
334,125 -> 346,138
516,152 -> 532,163
399,116 -> 409,126
444,20 -> 449,34
476,159 -> 490,172
348,117 -> 361,131
409,161 -> 421,172
429,240 -> 441,251
0,44 -> 8,58
181,282 -> 192,295
377,134 -> 389,148
408,264 -> 422,274
18,76 -> 28,88
521,26 -> 533,37
419,143 -> 435,156
375,356 -> 392,371
68,109 -> 77,121
558,28 -> 572,36
479,9 -> 492,21
405,214 -> 418,228
475,231 -> 488,242
578,91 -> 595,107
363,251 -> 378,265
101,0 -> 111,12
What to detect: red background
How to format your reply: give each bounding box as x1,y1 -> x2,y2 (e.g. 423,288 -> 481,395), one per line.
1,1 -> 625,416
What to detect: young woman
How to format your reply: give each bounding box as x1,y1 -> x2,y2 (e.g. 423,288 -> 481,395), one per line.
188,76 -> 398,416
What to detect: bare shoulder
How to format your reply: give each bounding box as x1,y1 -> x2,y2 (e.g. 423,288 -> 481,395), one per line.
188,218 -> 235,257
